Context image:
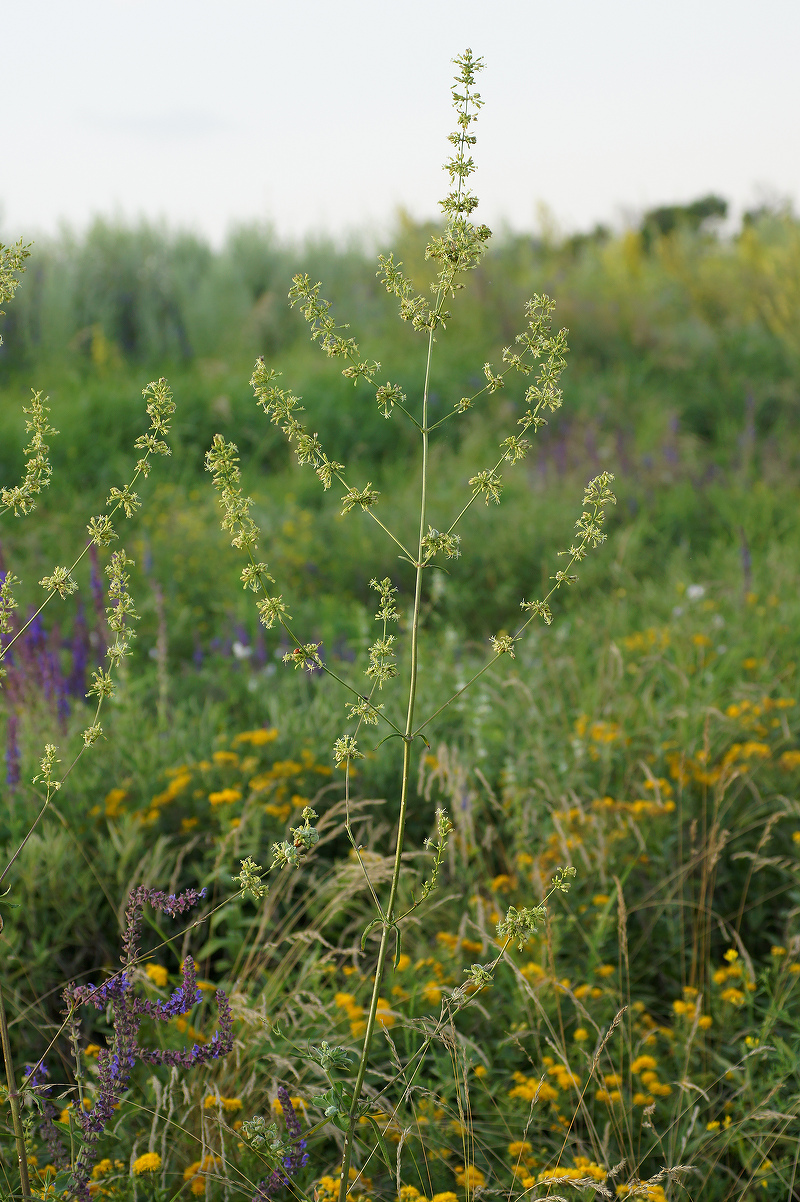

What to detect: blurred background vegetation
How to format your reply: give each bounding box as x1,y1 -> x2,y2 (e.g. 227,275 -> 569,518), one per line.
2,197 -> 800,1195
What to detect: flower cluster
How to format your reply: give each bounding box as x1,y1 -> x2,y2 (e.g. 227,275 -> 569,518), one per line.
62,885 -> 233,1201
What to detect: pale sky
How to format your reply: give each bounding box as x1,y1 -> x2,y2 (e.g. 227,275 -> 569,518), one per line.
3,0 -> 799,245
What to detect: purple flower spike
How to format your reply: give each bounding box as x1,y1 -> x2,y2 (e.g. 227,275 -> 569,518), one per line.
63,884 -> 229,1201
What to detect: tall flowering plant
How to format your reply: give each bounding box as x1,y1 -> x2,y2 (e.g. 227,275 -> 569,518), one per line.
207,49 -> 614,1202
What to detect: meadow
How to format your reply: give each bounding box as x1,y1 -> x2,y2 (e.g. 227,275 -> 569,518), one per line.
1,63 -> 800,1199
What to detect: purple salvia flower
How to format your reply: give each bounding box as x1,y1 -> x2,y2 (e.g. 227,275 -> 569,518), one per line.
252,1169 -> 287,1201
251,1087 -> 309,1200
63,884 -> 229,1201
277,1087 -> 309,1172
5,708 -> 20,788
67,600 -> 89,698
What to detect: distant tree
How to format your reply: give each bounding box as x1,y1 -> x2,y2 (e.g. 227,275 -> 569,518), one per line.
640,193 -> 728,249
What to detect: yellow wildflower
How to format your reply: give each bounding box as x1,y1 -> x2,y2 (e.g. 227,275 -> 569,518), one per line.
508,1141 -> 533,1160
145,964 -> 168,988
436,932 -> 459,952
454,1166 -> 485,1189
375,998 -> 395,1028
209,788 -> 241,806
104,788 -> 127,817
421,981 -> 441,1006
573,1028 -> 589,1042
212,750 -> 239,766
233,728 -> 278,746
132,1152 -> 161,1174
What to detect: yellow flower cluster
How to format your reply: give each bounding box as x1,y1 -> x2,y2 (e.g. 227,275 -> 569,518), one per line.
202,1094 -> 243,1112
397,1188 -> 458,1202
672,986 -> 712,1028
184,1154 -> 221,1196
622,627 -> 670,655
334,991 -> 395,1037
616,1182 -> 667,1201
508,1057 -> 579,1103
435,932 -> 484,955
529,1157 -> 606,1188
317,1167 -> 373,1202
145,963 -> 168,988
100,731 -> 340,833
132,1152 -> 161,1175
233,728 -> 279,746
454,1165 -> 485,1190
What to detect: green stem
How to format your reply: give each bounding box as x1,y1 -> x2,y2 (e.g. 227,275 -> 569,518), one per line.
337,303 -> 436,1202
0,981 -> 31,1202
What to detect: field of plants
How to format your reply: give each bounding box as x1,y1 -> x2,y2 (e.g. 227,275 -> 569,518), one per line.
2,55 -> 800,1202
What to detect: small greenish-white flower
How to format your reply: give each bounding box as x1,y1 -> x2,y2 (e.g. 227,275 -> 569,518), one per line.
521,598 -> 553,625
141,378 -> 176,438
0,571 -> 21,634
550,865 -> 577,893
86,515 -> 117,547
375,382 -> 405,419
235,857 -> 269,901
257,596 -> 290,629
468,468 -> 503,505
333,735 -> 364,766
340,484 -> 380,516
272,807 -> 320,869
366,635 -> 397,687
106,550 -> 138,636
497,904 -> 547,951
500,435 -> 531,464
490,633 -> 515,658
106,637 -> 130,668
82,724 -> 103,747
315,454 -> 345,491
240,562 -> 273,592
483,362 -> 505,393
342,360 -> 380,384
370,577 -> 399,623
501,346 -> 532,374
347,698 -> 383,726
281,643 -> 320,671
39,567 -> 78,599
421,527 -> 461,562
205,435 -> 261,552
464,963 -> 494,989
106,484 -> 141,518
86,668 -> 115,700
0,390 -> 57,516
33,744 -> 61,791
